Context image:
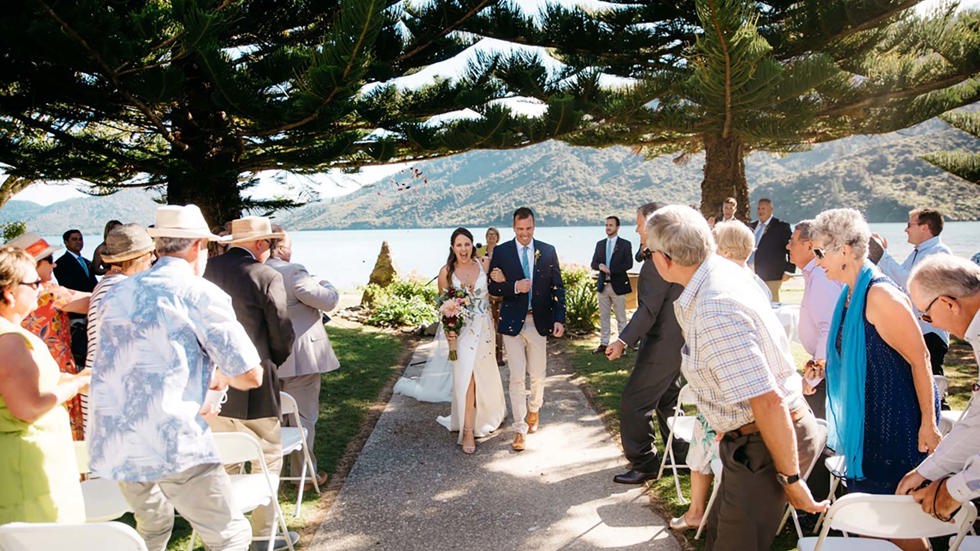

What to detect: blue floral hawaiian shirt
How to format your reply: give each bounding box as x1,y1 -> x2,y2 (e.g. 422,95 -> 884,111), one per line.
88,256 -> 260,482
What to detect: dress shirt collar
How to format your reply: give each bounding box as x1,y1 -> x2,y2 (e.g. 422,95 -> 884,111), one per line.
607,235 -> 617,245
675,254 -> 715,318
966,309 -> 980,369
757,215 -> 771,227
67,250 -> 84,260
802,257 -> 819,276
517,239 -> 535,253
915,235 -> 943,252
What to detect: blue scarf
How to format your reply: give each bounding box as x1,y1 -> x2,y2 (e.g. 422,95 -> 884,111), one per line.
825,261 -> 874,480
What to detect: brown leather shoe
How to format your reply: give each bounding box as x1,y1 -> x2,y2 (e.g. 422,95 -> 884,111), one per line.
512,433 -> 526,451
526,411 -> 540,433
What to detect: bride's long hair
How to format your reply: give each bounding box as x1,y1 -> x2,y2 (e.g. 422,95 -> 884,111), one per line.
446,227 -> 474,283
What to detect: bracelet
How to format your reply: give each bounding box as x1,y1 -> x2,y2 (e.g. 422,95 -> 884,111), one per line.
933,477 -> 961,522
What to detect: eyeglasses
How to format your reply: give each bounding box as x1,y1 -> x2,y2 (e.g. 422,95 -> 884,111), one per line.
813,248 -> 828,260
19,279 -> 43,290
651,249 -> 672,261
918,294 -> 947,324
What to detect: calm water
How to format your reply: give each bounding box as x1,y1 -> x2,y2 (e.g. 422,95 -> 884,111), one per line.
61,221 -> 980,291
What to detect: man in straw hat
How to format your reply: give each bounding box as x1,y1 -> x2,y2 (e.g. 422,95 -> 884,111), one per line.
88,205 -> 263,551
204,215 -> 296,550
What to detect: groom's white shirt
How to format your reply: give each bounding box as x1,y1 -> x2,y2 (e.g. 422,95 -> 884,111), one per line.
514,238 -> 535,295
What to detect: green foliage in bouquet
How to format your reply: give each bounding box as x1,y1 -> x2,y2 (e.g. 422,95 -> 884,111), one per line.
363,278 -> 438,328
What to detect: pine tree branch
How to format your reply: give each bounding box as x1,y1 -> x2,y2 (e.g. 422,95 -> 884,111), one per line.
819,74 -> 977,117
394,0 -> 494,64
704,0 -> 734,138
34,0 -> 185,150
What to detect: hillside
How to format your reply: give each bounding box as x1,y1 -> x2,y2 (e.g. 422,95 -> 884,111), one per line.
2,117 -> 977,234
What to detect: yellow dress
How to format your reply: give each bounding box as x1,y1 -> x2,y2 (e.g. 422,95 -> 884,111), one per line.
0,318 -> 85,524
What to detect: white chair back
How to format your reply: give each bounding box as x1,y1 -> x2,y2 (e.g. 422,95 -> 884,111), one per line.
677,384 -> 698,407
0,522 -> 148,551
813,493 -> 977,549
211,431 -> 267,467
280,391 -> 299,417
934,374 -> 949,400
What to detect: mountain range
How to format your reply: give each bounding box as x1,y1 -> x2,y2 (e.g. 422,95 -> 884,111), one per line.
2,116 -> 977,235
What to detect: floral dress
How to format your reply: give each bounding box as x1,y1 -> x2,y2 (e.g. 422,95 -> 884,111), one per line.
22,282 -> 84,441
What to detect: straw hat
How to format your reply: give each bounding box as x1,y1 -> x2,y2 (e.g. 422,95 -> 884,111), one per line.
4,232 -> 62,261
146,205 -> 224,240
226,216 -> 284,244
101,224 -> 155,263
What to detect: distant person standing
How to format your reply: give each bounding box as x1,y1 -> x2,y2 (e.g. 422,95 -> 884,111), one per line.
875,208 -> 953,379
91,219 -> 123,276
590,216 -> 633,355
53,229 -> 98,293
750,198 -> 794,301
707,197 -> 739,228
483,227 -> 504,365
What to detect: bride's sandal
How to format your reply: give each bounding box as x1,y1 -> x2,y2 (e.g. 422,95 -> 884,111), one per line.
461,427 -> 476,454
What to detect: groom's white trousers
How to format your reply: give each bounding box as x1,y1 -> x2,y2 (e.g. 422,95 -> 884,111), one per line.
503,314 -> 547,435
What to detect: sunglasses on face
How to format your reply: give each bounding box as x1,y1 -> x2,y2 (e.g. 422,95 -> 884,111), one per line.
813,248 -> 828,260
918,294 -> 947,324
19,279 -> 43,290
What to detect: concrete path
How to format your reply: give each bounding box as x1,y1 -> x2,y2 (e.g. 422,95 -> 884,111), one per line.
310,340 -> 680,551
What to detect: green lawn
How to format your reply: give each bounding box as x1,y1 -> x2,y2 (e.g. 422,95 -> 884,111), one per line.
561,330 -> 977,551
133,324 -> 408,550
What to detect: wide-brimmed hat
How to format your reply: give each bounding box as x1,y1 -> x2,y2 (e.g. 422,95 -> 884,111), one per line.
146,205 -> 224,240
226,216 -> 284,244
101,224 -> 155,263
4,232 -> 62,261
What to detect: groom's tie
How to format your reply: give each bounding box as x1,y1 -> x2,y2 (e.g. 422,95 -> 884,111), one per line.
521,245 -> 531,309
605,238 -> 613,267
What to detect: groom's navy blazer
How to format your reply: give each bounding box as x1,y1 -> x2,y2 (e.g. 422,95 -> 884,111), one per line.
488,239 -> 566,337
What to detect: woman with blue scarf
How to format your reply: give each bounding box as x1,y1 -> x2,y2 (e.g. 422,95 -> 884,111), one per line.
811,209 -> 941,501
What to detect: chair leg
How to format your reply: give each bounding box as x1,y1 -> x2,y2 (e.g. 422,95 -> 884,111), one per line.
776,504 -> 791,535
790,508 -> 803,540
657,430 -> 674,480
813,475 -> 840,534
695,475 -> 721,540
186,531 -> 196,551
294,452 -> 307,518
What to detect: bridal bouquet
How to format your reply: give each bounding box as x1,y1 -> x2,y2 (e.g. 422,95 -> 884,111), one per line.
436,287 -> 473,361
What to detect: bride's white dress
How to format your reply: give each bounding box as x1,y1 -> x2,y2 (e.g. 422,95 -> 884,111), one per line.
393,266 -> 506,440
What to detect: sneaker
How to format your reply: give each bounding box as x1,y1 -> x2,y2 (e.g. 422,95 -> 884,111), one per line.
250,531 -> 300,551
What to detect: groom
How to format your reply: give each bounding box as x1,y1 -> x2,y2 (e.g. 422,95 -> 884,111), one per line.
489,207 -> 566,451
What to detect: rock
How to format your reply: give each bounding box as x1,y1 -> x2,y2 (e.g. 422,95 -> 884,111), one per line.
361,241 -> 397,306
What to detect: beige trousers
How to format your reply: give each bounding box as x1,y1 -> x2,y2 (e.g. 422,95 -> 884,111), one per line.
597,285 -> 627,345
765,280 -> 783,302
503,314 -> 548,435
208,416 -> 283,539
118,463 -> 251,551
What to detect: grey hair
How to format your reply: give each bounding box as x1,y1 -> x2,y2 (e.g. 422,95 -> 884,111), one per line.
909,255 -> 980,299
794,219 -> 816,241
637,202 -> 664,218
647,205 -> 716,266
811,208 -> 870,261
154,237 -> 197,255
712,220 -> 755,263
269,224 -> 288,257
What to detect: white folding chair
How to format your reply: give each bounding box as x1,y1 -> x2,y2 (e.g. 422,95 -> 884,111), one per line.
812,453 -> 847,534
0,521 -> 147,551
73,441 -> 133,523
186,432 -> 294,551
657,384 -> 698,503
776,418 -> 829,538
798,493 -> 977,551
694,458 -> 723,540
958,536 -> 980,550
279,391 -> 321,517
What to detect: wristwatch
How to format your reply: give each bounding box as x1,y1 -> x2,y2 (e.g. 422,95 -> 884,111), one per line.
776,472 -> 800,486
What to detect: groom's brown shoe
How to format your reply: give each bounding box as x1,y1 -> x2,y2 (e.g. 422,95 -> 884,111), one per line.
512,433 -> 526,451
526,411 -> 540,433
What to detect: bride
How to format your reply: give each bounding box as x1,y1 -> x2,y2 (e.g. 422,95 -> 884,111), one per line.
393,227 -> 506,453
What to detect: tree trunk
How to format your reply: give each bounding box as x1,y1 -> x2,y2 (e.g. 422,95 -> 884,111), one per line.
700,132 -> 750,222
166,56 -> 245,228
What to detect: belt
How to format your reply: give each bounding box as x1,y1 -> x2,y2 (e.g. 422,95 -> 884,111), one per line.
725,406 -> 810,440
526,310 -> 533,316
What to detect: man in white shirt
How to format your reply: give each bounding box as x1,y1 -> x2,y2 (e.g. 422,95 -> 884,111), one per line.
877,208 -> 953,379
897,255 -> 980,520
590,216 -> 633,354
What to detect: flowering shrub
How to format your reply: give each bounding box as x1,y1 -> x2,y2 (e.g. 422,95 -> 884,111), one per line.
363,278 -> 438,327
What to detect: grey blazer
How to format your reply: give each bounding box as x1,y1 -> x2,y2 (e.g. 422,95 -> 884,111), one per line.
267,257 -> 340,378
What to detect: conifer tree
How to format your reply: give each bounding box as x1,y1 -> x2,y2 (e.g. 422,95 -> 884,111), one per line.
0,0 -> 586,224
486,0 -> 980,219
923,110 -> 980,184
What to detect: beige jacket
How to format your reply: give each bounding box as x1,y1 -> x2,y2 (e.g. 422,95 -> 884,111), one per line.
267,257 -> 340,377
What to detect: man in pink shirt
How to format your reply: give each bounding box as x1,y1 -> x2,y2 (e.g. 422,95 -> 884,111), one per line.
787,220 -> 844,419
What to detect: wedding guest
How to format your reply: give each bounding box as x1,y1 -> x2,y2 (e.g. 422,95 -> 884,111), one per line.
88,205 -> 261,551
811,209 -> 940,502
876,208 -> 953,379
484,227 -> 504,365
268,226 -> 339,485
0,246 -> 88,524
648,205 -> 825,550
713,220 -> 771,301
787,220 -> 844,419
6,232 -> 89,441
91,219 -> 123,276
488,207 -> 566,452
707,196 -> 738,228
895,255 -> 980,523
590,215 -> 633,354
750,198 -> 794,301
605,203 -> 683,485
85,224 -> 155,383
204,216 -> 297,549
53,229 -> 98,292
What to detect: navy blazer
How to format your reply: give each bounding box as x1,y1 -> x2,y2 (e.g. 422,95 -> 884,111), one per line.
590,237 -> 633,295
488,239 -> 566,337
53,251 -> 98,292
750,217 -> 795,281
